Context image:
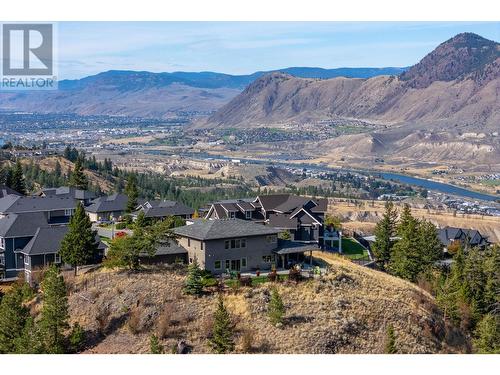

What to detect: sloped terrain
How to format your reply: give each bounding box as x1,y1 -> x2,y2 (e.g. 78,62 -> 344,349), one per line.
61,257 -> 468,354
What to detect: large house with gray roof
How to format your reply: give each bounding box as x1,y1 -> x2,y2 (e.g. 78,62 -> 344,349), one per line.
438,226 -> 489,252
85,193 -> 130,222
36,186 -> 96,206
173,219 -> 281,274
133,200 -> 194,221
205,194 -> 328,246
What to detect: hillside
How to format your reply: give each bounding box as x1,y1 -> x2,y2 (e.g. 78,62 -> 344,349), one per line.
203,33 -> 499,130
0,68 -> 404,119
59,257 -> 468,354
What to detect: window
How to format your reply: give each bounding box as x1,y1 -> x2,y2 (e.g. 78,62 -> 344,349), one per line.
235,239 -> 240,249
24,255 -> 30,266
64,208 -> 74,216
225,240 -> 230,250
231,239 -> 236,248
0,237 -> 4,249
187,238 -> 191,247
201,242 -> 204,251
54,253 -> 61,264
214,260 -> 222,270
241,239 -> 246,248
262,255 -> 275,263
229,211 -> 236,218
225,260 -> 230,269
245,211 -> 251,219
241,258 -> 247,268
266,235 -> 277,243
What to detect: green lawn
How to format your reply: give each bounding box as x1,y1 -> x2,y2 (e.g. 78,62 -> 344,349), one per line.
341,238 -> 369,260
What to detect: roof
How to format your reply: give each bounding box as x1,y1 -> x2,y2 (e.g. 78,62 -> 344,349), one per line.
86,193 -> 128,213
153,241 -> 188,256
0,185 -> 23,199
274,240 -> 320,255
137,200 -> 194,218
0,211 -> 49,237
0,195 -> 78,214
38,186 -> 96,200
18,226 -> 105,255
19,226 -> 69,255
256,194 -> 327,214
173,219 -> 280,241
438,226 -> 488,247
268,214 -> 298,229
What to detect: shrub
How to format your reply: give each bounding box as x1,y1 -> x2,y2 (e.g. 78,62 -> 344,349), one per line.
150,334 -> 164,354
95,305 -> 110,336
385,325 -> 397,354
156,303 -> 173,339
268,288 -> 285,327
241,329 -> 254,353
68,322 -> 86,353
288,268 -> 302,283
267,270 -> 278,282
128,307 -> 142,334
115,222 -> 127,230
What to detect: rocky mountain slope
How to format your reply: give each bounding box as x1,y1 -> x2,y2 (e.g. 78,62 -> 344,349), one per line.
0,68 -> 403,119
61,256 -> 468,354
204,33 -> 499,130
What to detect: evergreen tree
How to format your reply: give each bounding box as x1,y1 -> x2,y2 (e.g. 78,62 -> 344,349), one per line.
68,322 -> 86,353
437,246 -> 466,323
384,324 -> 397,354
125,174 -> 139,213
483,246 -> 500,313
183,257 -> 203,296
209,295 -> 234,354
69,158 -> 88,190
12,160 -> 26,195
462,247 -> 487,321
54,160 -> 62,178
59,202 -> 98,275
150,334 -> 164,354
473,314 -> 500,354
372,201 -> 398,268
268,287 -> 285,326
135,210 -> 148,228
0,286 -> 30,353
13,316 -> 44,354
39,265 -> 69,353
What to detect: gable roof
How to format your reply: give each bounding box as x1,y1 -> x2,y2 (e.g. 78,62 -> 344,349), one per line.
173,219 -> 280,241
0,211 -> 49,238
38,186 -> 96,201
85,193 -> 129,213
256,194 -> 327,214
136,200 -> 194,218
19,226 -> 69,255
0,185 -> 23,199
0,195 -> 78,214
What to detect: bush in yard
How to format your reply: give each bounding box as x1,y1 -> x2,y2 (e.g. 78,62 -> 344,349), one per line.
268,287 -> 285,327
267,270 -> 278,282
150,334 -> 164,354
288,268 -> 302,283
209,295 -> 235,354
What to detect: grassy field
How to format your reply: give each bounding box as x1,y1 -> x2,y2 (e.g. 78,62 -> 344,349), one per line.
341,238 -> 369,260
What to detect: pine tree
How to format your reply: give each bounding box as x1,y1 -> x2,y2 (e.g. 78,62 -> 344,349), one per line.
483,246 -> 499,313
39,265 -> 69,353
69,158 -> 88,190
135,210 -> 148,228
473,314 -> 500,354
183,257 -> 203,296
268,287 -> 285,326
0,286 -> 30,353
372,201 -> 398,268
384,324 -> 397,354
462,247 -> 487,321
12,160 -> 26,195
68,322 -> 86,353
125,174 -> 139,213
150,334 -> 164,354
209,295 -> 234,354
13,316 -> 44,354
59,202 -> 98,275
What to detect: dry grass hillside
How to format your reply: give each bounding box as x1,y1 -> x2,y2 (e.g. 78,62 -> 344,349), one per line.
56,257 -> 468,354
328,198 -> 500,243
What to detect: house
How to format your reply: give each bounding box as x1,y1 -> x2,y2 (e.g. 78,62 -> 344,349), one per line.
438,226 -> 489,252
36,186 -> 97,206
0,195 -> 78,224
16,226 -> 105,284
85,193 -> 129,222
173,219 -> 281,274
205,194 -> 328,246
133,200 -> 194,221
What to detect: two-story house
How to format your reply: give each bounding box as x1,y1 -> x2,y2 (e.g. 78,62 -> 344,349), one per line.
0,195 -> 78,224
173,219 -> 280,274
85,193 -> 129,222
133,200 -> 194,221
205,194 -> 327,246
36,186 -> 97,206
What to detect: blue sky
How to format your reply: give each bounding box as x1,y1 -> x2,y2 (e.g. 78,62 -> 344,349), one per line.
58,22 -> 499,79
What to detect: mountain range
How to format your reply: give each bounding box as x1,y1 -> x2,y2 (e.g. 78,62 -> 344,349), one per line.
204,33 -> 499,130
0,67 -> 405,118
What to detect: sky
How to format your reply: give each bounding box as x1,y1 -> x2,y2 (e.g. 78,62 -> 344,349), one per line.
57,22 -> 499,79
